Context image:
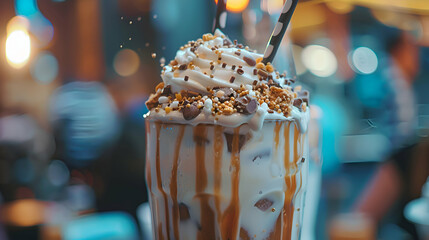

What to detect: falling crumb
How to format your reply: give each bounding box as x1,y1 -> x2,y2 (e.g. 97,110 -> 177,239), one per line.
137,17 -> 142,21
129,37 -> 132,40
151,53 -> 157,59
120,16 -> 124,20
153,14 -> 158,19
119,44 -> 123,48
145,43 -> 150,47
129,20 -> 133,24
160,57 -> 166,65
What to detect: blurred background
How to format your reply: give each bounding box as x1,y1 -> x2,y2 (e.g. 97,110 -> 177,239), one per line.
0,0 -> 429,239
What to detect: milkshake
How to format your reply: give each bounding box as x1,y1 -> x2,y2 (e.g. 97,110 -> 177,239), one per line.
145,30 -> 309,240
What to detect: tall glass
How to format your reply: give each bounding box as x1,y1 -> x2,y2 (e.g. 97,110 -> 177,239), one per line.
145,119 -> 308,240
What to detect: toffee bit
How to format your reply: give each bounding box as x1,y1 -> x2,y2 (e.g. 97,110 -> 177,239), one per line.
229,76 -> 236,83
210,74 -> 214,78
184,76 -> 189,81
151,53 -> 156,59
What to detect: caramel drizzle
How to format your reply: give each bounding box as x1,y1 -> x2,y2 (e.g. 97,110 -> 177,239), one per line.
221,127 -> 241,240
194,125 -> 216,240
213,126 -> 224,232
145,121 -> 153,193
170,125 -> 185,240
155,123 -> 169,239
283,122 -> 297,240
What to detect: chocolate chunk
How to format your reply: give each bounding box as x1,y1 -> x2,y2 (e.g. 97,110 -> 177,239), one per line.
215,87 -> 236,102
235,96 -> 258,114
243,55 -> 256,66
254,198 -> 274,211
178,64 -> 187,70
161,85 -> 172,96
298,90 -> 310,105
182,103 -> 201,120
179,203 -> 190,221
230,76 -> 236,83
224,133 -> 247,153
257,69 -> 268,78
293,98 -> 303,108
145,93 -> 160,110
223,38 -> 232,46
237,69 -> 244,75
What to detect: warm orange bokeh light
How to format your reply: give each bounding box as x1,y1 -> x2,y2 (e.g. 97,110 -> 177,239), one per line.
215,0 -> 249,13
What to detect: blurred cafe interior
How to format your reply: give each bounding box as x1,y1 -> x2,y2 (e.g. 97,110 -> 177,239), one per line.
0,0 -> 429,239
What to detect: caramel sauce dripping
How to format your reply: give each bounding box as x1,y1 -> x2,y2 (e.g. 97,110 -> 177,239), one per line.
170,125 -> 185,240
220,127 -> 241,240
155,123 -> 170,239
283,122 -> 298,240
194,125 -> 216,240
214,126 -> 224,231
145,121 -> 153,193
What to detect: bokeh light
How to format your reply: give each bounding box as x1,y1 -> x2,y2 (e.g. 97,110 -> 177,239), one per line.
260,0 -> 284,15
326,2 -> 354,14
350,47 -> 378,74
215,0 -> 249,13
31,51 -> 59,84
6,30 -> 31,68
301,45 -> 337,77
48,160 -> 70,187
113,49 -> 140,77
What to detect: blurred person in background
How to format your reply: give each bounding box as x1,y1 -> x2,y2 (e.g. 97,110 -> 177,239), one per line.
354,32 -> 427,239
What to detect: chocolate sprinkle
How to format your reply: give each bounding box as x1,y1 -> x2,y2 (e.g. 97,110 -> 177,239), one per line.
237,69 -> 244,75
234,51 -> 241,56
210,65 -> 214,70
229,76 -> 236,83
232,65 -> 236,70
257,69 -> 268,78
243,56 -> 256,66
253,69 -> 258,75
222,63 -> 227,68
184,76 -> 189,81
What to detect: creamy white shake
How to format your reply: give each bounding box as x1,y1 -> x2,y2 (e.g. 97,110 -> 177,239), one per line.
145,31 -> 309,240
